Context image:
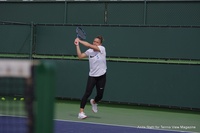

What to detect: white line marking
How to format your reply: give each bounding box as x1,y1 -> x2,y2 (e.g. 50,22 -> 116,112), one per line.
54,119 -> 196,133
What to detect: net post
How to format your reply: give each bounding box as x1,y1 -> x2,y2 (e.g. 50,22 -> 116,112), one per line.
35,61 -> 55,133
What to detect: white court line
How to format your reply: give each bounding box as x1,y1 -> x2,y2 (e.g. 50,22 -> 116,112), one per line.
0,115 -> 196,133
0,114 -> 27,118
54,119 -> 196,133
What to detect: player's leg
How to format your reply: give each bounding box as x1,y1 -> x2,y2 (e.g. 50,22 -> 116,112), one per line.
90,73 -> 106,113
95,73 -> 106,102
78,76 -> 96,119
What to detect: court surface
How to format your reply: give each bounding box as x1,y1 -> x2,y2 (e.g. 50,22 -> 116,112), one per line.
0,99 -> 199,133
54,99 -> 200,133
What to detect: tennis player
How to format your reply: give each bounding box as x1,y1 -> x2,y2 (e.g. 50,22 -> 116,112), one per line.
74,36 -> 107,119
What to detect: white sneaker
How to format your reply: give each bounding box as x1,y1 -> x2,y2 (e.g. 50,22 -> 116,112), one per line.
78,112 -> 87,119
90,99 -> 98,113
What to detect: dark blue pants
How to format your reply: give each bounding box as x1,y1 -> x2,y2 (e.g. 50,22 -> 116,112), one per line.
80,73 -> 106,109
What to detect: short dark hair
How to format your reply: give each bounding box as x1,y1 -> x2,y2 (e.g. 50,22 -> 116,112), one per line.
96,36 -> 104,43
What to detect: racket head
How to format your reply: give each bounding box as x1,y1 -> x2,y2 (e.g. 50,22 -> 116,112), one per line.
76,27 -> 86,40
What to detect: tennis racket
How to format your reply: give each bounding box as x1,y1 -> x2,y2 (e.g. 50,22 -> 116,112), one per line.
76,27 -> 86,40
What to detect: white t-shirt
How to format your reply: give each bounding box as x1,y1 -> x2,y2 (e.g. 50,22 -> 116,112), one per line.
85,46 -> 107,77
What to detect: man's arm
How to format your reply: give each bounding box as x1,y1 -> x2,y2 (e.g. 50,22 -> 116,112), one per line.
78,39 -> 100,52
74,38 -> 87,59
76,45 -> 87,59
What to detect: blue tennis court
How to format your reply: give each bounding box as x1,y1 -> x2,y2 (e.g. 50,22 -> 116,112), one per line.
0,115 -> 191,133
55,120 -> 191,133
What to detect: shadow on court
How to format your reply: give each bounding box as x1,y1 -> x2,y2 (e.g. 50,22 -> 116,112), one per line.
69,113 -> 101,119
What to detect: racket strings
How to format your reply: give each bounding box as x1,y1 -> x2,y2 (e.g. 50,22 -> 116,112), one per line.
76,27 -> 86,40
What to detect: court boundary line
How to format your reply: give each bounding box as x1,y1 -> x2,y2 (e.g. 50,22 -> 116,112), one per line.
0,114 -> 198,133
0,114 -> 27,118
55,119 -> 196,133
0,115 -> 197,133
